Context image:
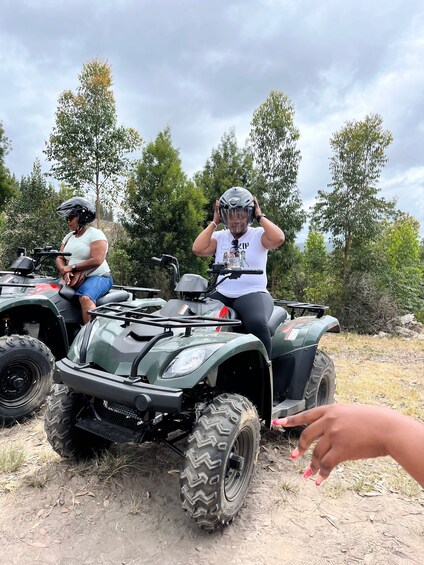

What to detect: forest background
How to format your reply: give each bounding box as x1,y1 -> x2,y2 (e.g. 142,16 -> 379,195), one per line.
0,59 -> 423,334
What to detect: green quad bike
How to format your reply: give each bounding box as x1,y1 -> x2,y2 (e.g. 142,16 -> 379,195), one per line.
0,246 -> 164,425
45,254 -> 340,531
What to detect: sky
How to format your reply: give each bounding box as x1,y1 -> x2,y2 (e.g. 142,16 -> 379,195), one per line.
1,0 -> 424,239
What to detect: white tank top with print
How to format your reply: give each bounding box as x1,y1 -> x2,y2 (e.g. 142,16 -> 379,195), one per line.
212,227 -> 268,298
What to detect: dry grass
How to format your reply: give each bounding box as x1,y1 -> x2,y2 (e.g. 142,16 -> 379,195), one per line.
1,333 -> 423,500
0,443 -> 25,473
318,332 -> 424,495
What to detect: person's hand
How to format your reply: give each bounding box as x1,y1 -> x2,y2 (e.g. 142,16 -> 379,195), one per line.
272,404 -> 395,485
213,199 -> 220,225
253,196 -> 261,219
60,264 -> 73,285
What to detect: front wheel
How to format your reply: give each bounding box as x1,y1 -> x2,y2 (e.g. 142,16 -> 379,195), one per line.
180,393 -> 260,531
304,349 -> 336,409
45,384 -> 112,460
0,335 -> 54,426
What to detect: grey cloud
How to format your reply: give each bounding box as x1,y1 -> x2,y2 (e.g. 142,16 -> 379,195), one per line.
0,0 -> 423,232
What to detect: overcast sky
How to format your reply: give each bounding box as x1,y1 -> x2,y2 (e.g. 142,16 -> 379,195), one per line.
1,0 -> 423,237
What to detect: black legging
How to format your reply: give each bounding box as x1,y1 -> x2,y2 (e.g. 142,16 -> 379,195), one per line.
210,291 -> 274,357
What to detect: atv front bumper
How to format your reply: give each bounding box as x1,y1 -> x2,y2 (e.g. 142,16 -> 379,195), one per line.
53,358 -> 183,414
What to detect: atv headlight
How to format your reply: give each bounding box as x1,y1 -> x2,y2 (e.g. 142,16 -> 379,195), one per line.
162,344 -> 222,379
70,319 -> 99,362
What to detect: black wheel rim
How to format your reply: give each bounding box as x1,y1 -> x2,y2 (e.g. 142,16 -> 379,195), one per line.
224,426 -> 254,502
0,360 -> 42,407
317,376 -> 328,405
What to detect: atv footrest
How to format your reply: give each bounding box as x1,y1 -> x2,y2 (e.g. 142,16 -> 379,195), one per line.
271,398 -> 306,419
76,418 -> 143,444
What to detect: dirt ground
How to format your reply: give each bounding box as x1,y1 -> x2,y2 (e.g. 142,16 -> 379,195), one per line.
1,336 -> 424,565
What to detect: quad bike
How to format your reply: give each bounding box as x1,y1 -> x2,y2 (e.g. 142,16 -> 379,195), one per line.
0,246 -> 164,425
45,254 -> 340,531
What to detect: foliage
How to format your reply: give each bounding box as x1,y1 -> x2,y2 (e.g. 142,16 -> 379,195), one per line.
121,127 -> 206,288
194,128 -> 255,221
373,214 -> 424,315
0,160 -> 72,272
0,121 -> 19,212
312,114 -> 395,282
107,246 -> 132,286
44,58 -> 142,224
339,271 -> 398,333
249,90 -> 306,289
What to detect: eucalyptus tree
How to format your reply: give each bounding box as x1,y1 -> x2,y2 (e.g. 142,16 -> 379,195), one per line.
44,59 -> 142,225
312,114 -> 395,283
249,90 -> 306,290
0,121 -> 18,212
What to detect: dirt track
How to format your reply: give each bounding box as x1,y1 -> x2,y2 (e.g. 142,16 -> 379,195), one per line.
1,334 -> 424,564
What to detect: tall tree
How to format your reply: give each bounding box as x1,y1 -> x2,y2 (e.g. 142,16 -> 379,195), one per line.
122,127 -> 206,289
312,114 -> 395,283
0,160 -> 71,270
44,59 -> 142,225
0,121 -> 19,212
374,213 -> 423,314
249,90 -> 306,290
194,128 -> 255,220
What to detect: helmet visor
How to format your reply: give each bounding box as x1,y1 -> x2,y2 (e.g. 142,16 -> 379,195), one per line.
220,206 -> 254,226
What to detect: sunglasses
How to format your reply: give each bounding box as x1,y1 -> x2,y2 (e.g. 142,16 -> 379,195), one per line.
231,239 -> 240,256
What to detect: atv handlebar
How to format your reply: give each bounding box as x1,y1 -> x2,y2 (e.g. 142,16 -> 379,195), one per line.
36,251 -> 72,257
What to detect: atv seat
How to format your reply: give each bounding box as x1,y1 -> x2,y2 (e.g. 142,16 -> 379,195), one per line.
97,289 -> 131,306
268,306 -> 288,336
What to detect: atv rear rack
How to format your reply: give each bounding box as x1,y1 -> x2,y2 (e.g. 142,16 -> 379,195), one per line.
112,284 -> 161,298
274,299 -> 329,319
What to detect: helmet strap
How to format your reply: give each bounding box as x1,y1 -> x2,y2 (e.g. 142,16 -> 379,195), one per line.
230,226 -> 248,239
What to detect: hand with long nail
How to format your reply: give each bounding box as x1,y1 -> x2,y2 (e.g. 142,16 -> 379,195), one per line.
272,404 -> 424,487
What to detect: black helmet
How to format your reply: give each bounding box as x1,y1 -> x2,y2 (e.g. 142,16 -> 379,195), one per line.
57,197 -> 96,226
219,187 -> 254,226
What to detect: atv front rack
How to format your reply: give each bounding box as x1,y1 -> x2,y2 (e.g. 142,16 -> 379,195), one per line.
274,299 -> 329,319
88,302 -> 241,335
85,303 -> 241,375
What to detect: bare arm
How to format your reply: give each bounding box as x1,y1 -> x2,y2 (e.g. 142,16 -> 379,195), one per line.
55,244 -> 67,277
273,404 -> 424,487
73,240 -> 108,271
57,239 -> 107,285
192,200 -> 219,257
254,197 -> 285,250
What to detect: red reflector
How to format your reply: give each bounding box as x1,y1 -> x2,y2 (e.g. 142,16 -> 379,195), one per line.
28,283 -> 60,295
214,306 -> 231,332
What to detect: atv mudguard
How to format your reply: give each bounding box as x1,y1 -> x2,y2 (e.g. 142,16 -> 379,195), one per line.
272,314 -> 340,357
271,314 -> 340,402
0,294 -> 69,354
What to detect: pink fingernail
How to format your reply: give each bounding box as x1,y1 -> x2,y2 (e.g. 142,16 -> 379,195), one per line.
289,447 -> 300,460
303,467 -> 313,479
315,475 -> 324,486
272,418 -> 288,427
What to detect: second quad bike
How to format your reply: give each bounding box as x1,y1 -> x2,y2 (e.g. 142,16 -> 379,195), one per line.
0,246 -> 164,425
45,255 -> 340,530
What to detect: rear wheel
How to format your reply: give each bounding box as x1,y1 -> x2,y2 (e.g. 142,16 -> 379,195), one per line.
0,335 -> 54,426
180,392 -> 260,531
304,349 -> 336,409
44,384 -> 112,460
